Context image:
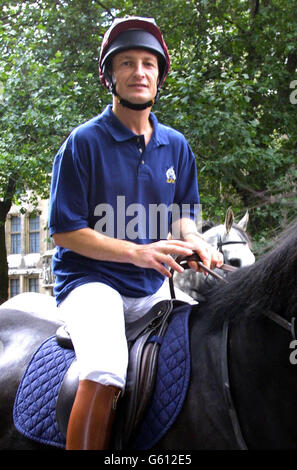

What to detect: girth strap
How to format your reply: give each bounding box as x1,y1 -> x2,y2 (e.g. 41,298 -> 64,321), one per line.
221,319 -> 248,450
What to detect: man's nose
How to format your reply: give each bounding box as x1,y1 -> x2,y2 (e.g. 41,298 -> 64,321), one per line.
133,62 -> 146,77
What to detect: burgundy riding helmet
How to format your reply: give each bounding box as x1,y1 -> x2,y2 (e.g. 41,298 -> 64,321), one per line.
99,17 -> 170,110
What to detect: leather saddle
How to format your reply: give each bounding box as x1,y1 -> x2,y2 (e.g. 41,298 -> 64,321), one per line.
55,299 -> 181,448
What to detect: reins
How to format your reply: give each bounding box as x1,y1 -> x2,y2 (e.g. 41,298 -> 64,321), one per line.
169,252 -> 237,299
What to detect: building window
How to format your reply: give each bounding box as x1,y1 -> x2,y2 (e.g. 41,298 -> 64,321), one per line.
11,216 -> 21,254
10,278 -> 20,297
29,277 -> 39,293
29,215 -> 40,253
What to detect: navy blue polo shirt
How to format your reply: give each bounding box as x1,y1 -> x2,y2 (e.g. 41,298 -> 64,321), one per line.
49,105 -> 199,305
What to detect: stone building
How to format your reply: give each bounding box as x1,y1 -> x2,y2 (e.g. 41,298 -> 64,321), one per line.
5,196 -> 55,298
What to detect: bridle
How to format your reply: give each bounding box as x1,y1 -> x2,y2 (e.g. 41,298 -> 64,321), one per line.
216,233 -> 247,254
169,251 -> 297,450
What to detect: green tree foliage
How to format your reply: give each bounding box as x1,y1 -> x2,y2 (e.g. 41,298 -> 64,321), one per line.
0,0 -> 296,301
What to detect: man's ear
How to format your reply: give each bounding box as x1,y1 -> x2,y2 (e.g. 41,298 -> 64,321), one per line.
105,66 -> 114,91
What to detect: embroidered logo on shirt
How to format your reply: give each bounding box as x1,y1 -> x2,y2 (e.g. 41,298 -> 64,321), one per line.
166,166 -> 176,184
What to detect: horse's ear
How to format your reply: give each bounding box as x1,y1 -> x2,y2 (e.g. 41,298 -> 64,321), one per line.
237,210 -> 249,232
225,207 -> 234,233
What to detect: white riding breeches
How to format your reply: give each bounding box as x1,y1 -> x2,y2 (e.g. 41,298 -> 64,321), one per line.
58,280 -> 197,390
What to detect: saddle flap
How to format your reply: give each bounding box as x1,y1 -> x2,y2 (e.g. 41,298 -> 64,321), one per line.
115,300 -> 177,448
56,360 -> 79,438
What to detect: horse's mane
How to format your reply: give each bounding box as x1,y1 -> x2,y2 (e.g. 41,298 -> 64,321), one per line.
202,220 -> 215,233
201,219 -> 297,330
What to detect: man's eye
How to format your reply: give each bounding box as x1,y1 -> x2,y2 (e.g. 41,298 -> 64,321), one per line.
145,62 -> 156,68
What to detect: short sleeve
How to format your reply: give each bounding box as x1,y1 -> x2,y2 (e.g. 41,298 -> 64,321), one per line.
48,131 -> 90,236
173,140 -> 200,220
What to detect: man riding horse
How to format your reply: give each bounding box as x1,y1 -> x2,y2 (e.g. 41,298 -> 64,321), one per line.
48,16 -> 223,450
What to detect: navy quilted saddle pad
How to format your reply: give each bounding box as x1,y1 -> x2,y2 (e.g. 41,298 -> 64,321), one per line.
13,302 -> 192,449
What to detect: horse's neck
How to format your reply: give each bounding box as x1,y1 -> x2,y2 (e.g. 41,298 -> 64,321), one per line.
228,315 -> 297,449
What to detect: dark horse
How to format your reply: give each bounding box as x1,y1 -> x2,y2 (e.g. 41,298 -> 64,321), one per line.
0,219 -> 297,450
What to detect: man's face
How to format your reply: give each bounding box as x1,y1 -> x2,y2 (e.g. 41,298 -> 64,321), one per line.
111,49 -> 159,104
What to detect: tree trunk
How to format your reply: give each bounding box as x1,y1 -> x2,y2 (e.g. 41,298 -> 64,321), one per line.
0,176 -> 15,304
0,216 -> 9,305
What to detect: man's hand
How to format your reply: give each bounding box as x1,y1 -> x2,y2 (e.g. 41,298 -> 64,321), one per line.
176,218 -> 224,272
184,235 -> 224,272
130,239 -> 195,278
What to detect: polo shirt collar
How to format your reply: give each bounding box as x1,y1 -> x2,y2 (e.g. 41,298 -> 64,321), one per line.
102,105 -> 169,146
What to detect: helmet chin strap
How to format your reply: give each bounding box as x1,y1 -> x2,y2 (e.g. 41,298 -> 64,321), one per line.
110,82 -> 160,111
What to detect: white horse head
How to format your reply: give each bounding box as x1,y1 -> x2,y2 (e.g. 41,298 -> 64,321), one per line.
203,207 -> 255,268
